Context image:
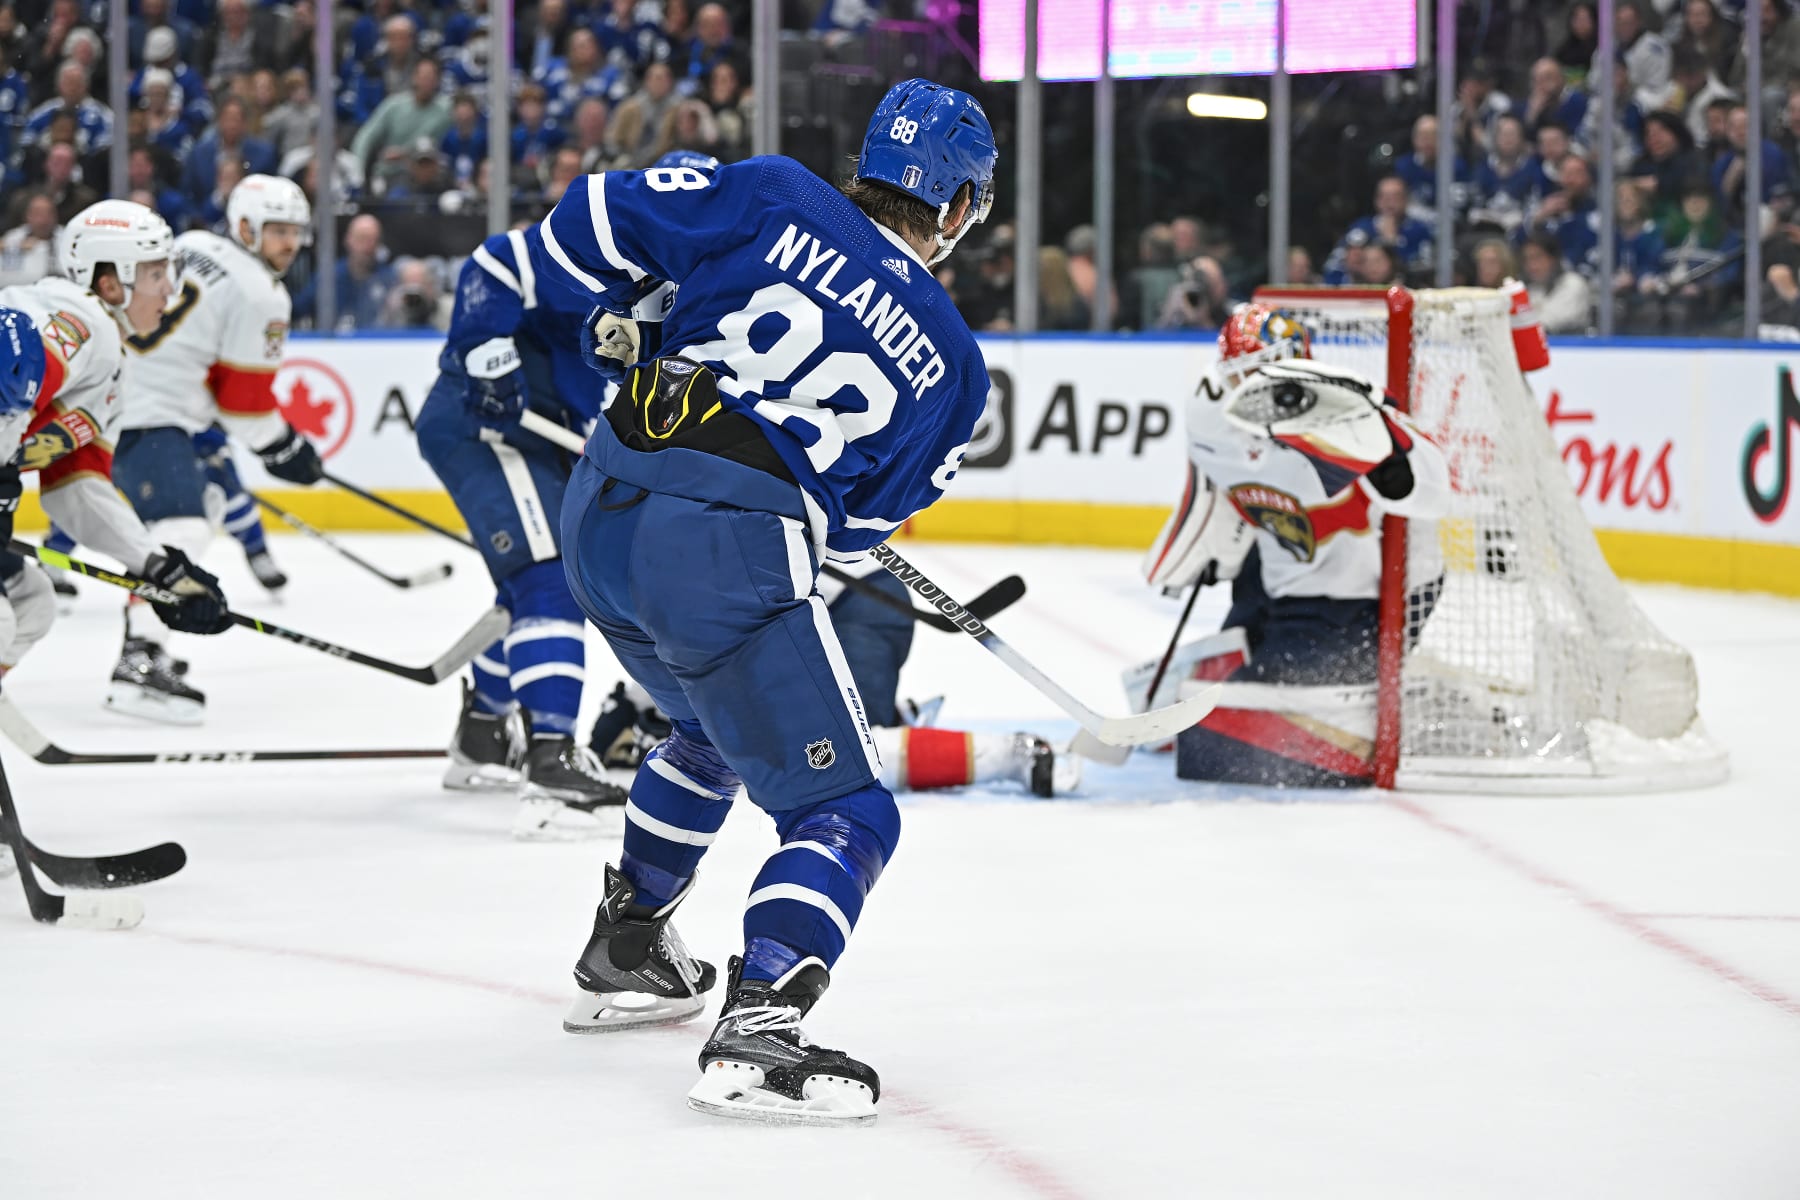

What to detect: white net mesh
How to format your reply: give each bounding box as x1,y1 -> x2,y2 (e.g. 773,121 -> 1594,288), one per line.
1255,286 -> 1727,793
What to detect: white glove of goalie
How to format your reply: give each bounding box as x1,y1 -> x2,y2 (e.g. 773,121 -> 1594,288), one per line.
1222,360 -> 1417,497
1141,463 -> 1255,593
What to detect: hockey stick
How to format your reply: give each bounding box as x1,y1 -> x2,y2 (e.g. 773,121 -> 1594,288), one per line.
322,472 -> 479,549
868,542 -> 1222,749
251,493 -> 454,589
510,411 -> 1033,631
28,840 -> 187,889
0,752 -> 147,928
0,696 -> 445,766
821,564 -> 1026,632
1143,579 -> 1205,710
9,541 -> 507,685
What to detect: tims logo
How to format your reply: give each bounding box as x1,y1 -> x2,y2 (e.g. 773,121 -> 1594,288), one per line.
1741,366 -> 1800,524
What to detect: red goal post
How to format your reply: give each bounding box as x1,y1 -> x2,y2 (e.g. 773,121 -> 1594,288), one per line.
1250,285 -> 1726,793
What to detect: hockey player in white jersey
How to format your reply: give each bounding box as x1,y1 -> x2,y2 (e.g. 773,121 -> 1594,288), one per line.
0,201 -> 231,689
1140,305 -> 1450,786
109,174 -> 323,724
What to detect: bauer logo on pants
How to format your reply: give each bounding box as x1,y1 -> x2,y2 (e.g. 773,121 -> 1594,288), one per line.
805,738 -> 836,770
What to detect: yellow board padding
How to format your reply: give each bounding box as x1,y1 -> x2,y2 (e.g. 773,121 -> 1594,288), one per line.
16,492 -> 1800,597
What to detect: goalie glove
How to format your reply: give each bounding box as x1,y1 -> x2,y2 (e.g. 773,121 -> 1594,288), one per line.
1222,360 -> 1418,498
1141,462 -> 1255,593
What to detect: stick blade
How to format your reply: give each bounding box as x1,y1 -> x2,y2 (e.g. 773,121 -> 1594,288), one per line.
1093,683 -> 1223,747
31,841 -> 186,889
400,563 -> 454,588
427,606 -> 512,682
1068,728 -> 1131,766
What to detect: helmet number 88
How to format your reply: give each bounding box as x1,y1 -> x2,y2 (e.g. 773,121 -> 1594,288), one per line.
888,117 -> 919,144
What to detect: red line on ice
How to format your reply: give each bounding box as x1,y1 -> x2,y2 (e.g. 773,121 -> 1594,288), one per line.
1627,913 -> 1800,923
1385,796 -> 1800,1022
144,928 -> 1090,1200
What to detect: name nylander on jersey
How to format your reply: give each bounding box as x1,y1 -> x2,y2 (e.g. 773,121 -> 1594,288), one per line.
537,155 -> 991,557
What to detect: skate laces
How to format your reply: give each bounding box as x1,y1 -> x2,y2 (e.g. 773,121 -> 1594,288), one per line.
728,999 -> 813,1046
659,923 -> 704,993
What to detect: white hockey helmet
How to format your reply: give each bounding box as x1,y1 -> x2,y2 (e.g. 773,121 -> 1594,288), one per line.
227,174 -> 313,253
59,200 -> 175,291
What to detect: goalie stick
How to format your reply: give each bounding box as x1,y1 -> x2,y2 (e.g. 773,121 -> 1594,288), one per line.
322,472 -> 479,549
9,541 -> 507,685
0,752 -> 148,929
867,542 -> 1222,749
251,493 -> 454,589
0,696 -> 444,766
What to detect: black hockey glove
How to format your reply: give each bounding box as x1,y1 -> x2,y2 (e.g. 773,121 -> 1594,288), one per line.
143,547 -> 233,635
258,425 -> 325,485
0,464 -> 20,548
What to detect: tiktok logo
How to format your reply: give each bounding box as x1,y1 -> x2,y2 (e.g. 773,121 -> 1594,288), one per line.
1741,367 -> 1800,524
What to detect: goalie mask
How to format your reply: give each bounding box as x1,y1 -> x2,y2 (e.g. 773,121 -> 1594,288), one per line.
1217,304 -> 1313,389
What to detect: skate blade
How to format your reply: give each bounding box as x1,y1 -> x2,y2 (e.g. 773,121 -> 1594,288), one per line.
105,685 -> 204,727
685,1063 -> 877,1127
510,797 -> 624,842
441,760 -> 523,793
562,988 -> 704,1033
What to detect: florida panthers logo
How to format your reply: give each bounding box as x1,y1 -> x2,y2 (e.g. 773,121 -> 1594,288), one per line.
1229,483 -> 1316,562
273,357 -> 355,459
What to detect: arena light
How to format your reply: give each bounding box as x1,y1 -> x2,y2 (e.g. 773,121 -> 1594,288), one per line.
1186,94 -> 1268,120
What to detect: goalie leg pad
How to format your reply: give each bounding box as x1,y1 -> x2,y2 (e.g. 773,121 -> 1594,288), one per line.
1176,681 -> 1378,788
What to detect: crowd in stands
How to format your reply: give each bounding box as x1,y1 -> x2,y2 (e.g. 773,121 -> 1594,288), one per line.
4,0 -> 1799,336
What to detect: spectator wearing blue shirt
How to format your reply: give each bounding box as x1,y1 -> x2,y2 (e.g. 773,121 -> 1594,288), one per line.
540,29 -> 628,122
1534,122 -> 1573,196
1393,114 -> 1470,224
814,0 -> 883,42
293,213 -> 399,332
182,95 -> 278,204
1521,57 -> 1588,138
521,0 -> 576,76
1451,59 -> 1513,160
1578,58 -> 1647,173
131,26 -> 213,141
684,4 -> 745,95
0,41 -> 28,186
1613,180 -> 1669,330
1343,176 -> 1436,279
444,26 -> 495,93
1530,151 -> 1601,275
1470,114 -> 1545,234
511,84 -> 568,175
596,0 -> 671,70
1713,102 -> 1790,228
129,0 -> 198,64
22,63 -> 113,156
340,14 -> 425,123
441,92 -> 489,185
125,145 -> 191,232
139,69 -> 197,161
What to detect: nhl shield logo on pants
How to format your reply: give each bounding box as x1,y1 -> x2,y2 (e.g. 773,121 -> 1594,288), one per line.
805,738 -> 836,770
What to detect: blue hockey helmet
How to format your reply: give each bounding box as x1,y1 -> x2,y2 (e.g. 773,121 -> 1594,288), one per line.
652,149 -> 721,173
856,78 -> 997,265
0,307 -> 44,417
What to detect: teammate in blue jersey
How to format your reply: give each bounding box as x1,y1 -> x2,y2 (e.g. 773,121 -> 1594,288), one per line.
538,79 -> 996,1126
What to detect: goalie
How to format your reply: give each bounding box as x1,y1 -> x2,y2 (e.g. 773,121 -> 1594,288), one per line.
1138,306 -> 1450,787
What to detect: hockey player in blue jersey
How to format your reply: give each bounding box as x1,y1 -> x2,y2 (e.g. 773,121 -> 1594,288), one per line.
525,79 -> 996,1124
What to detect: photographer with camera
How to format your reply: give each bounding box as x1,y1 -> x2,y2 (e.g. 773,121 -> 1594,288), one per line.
378,258 -> 448,330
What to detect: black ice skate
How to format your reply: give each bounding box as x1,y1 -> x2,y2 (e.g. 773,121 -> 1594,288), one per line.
686,954 -> 880,1126
512,734 -> 627,841
442,681 -> 525,793
1014,733 -> 1081,798
564,863 -> 716,1032
587,681 -> 672,771
106,637 -> 204,726
247,550 -> 288,593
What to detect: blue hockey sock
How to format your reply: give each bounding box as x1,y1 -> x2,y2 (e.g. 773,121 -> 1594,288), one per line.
500,560 -> 585,737
222,488 -> 269,556
470,637 -> 513,713
621,721 -> 738,908
45,525 -> 74,553
741,784 -> 900,982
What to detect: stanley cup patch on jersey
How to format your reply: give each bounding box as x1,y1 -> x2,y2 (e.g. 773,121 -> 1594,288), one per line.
1229,484 -> 1317,562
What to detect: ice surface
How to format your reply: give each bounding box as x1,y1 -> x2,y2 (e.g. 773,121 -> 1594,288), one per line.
2,536 -> 1796,1198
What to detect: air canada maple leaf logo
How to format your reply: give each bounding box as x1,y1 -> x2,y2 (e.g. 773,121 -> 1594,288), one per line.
273,358 -> 355,459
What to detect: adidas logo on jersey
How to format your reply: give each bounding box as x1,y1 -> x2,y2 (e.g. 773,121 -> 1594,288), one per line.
881,256 -> 912,283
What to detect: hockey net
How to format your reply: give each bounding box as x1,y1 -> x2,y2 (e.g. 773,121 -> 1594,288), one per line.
1253,285 -> 1727,793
